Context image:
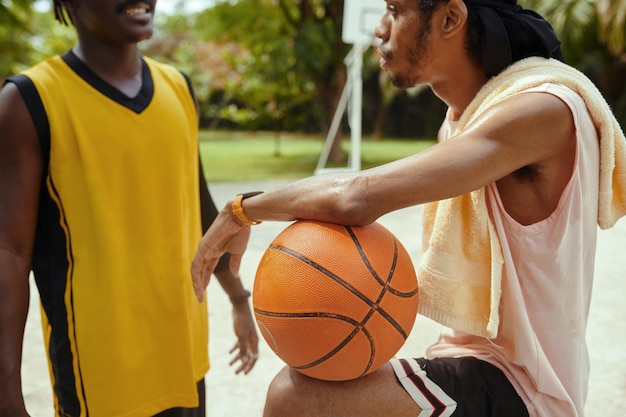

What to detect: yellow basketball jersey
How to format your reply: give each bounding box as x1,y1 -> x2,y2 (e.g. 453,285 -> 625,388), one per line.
13,52 -> 209,417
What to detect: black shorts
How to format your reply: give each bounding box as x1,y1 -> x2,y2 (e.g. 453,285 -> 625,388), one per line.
391,357 -> 529,417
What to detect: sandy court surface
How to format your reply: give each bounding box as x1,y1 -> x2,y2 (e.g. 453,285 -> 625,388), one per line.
22,180 -> 626,416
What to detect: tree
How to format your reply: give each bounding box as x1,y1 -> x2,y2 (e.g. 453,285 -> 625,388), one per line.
521,0 -> 626,125
0,0 -> 33,79
0,1 -> 75,80
192,0 -> 351,162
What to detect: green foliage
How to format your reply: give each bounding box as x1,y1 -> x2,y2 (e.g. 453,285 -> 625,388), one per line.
520,0 -> 626,126
521,0 -> 598,64
0,0 -> 33,77
193,0 -> 323,130
521,0 -> 626,62
164,0 -> 350,133
28,12 -> 77,64
596,0 -> 626,57
0,0 -> 30,23
0,1 -> 75,78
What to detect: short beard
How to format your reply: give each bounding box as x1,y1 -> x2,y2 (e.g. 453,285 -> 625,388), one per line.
389,23 -> 432,89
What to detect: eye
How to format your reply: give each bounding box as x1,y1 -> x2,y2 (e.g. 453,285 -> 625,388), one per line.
386,3 -> 398,16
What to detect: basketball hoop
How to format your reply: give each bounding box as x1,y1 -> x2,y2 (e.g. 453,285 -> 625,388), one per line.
342,0 -> 385,46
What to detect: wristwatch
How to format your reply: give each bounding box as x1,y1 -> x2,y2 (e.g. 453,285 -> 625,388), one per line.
231,191 -> 264,226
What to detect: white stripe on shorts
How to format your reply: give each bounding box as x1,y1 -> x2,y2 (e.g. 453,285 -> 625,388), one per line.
391,358 -> 458,417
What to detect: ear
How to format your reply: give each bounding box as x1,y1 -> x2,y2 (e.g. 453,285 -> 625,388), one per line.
439,0 -> 468,39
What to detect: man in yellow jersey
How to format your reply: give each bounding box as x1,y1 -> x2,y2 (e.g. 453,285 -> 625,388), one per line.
0,1 -> 258,416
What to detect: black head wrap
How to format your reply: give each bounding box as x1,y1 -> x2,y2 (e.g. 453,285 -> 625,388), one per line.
467,0 -> 564,76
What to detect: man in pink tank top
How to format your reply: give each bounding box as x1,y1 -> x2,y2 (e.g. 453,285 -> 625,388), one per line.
191,1 -> 626,417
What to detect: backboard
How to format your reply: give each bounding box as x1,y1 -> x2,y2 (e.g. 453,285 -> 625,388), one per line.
342,0 -> 386,45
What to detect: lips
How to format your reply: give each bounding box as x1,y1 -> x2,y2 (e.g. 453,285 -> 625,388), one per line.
377,48 -> 390,68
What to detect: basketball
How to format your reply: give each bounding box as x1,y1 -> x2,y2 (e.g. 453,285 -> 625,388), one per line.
253,220 -> 419,381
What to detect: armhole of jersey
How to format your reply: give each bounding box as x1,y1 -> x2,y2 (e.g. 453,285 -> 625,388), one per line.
5,75 -> 51,164
180,71 -> 198,113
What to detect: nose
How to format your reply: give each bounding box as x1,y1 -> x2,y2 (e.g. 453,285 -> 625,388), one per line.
374,13 -> 389,43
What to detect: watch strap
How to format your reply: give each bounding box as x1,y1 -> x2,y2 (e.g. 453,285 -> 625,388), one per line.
231,191 -> 264,226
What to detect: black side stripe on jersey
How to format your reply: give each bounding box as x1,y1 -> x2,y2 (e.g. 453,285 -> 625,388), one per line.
7,75 -> 87,417
42,177 -> 87,417
181,71 -> 197,106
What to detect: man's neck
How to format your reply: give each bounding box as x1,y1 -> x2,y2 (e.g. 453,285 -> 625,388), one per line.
72,39 -> 144,98
430,61 -> 489,121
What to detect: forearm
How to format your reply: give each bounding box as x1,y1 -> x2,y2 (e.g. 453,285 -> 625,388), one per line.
228,150 -> 490,227
0,254 -> 31,414
213,269 -> 251,304
236,173 -> 382,226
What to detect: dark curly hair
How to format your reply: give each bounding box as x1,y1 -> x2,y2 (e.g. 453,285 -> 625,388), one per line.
53,0 -> 72,25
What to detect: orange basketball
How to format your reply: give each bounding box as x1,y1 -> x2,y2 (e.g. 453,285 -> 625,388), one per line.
253,220 -> 419,381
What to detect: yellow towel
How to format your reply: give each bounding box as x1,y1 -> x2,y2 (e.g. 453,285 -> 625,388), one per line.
417,57 -> 626,338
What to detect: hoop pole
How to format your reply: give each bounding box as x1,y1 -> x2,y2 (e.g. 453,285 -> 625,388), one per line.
315,43 -> 368,175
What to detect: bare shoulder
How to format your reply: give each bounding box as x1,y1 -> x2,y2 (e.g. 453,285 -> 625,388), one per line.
0,80 -> 44,242
0,81 -> 22,112
501,89 -> 574,129
480,90 -> 577,224
0,81 -> 39,148
464,89 -> 576,168
0,81 -> 32,130
0,80 -> 42,181
0,81 -> 26,104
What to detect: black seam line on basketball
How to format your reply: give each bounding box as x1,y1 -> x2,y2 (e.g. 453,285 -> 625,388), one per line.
344,226 -> 391,290
253,307 -> 378,369
344,227 -> 418,299
253,309 -> 362,323
252,309 -> 368,370
268,244 -> 410,340
291,321 -> 376,373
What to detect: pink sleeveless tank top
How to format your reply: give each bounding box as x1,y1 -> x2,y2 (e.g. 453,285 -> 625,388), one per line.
427,83 -> 600,417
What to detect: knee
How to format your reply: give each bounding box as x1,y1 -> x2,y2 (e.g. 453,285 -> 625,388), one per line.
263,367 -> 313,417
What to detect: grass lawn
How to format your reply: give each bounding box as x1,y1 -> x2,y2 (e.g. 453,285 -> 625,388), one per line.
200,130 -> 435,183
